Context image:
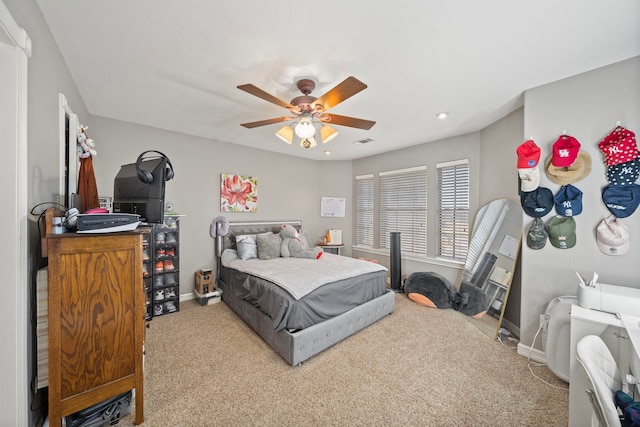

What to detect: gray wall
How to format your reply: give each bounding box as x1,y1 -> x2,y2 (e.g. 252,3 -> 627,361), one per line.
90,116 -> 353,294
520,56 -> 640,350
352,109 -> 524,327
352,132 -> 481,285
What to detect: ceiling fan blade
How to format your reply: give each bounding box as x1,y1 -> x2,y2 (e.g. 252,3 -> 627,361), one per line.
237,84 -> 294,109
240,116 -> 295,128
320,113 -> 376,130
313,76 -> 368,111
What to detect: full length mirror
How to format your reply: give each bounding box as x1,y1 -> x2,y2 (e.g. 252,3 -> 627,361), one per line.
459,199 -> 521,340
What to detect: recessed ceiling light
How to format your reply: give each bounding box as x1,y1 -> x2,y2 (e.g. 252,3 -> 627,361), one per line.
436,111 -> 449,120
324,150 -> 331,155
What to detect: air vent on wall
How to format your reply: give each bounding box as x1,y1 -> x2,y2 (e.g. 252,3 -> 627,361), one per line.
353,138 -> 373,145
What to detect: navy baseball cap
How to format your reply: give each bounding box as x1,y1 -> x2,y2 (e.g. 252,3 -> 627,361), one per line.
521,187 -> 554,218
602,184 -> 640,218
607,155 -> 640,186
554,185 -> 583,217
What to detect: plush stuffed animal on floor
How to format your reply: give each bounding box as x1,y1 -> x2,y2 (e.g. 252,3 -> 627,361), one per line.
280,224 -> 323,259
404,271 -> 487,319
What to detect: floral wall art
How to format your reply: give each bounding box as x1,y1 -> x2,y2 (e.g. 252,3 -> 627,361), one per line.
221,173 -> 258,212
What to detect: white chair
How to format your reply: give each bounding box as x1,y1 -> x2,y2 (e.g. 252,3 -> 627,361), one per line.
576,335 -> 622,427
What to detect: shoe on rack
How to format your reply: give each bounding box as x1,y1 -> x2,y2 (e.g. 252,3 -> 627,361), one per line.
156,247 -> 165,258
154,289 -> 164,301
166,233 -> 176,244
154,304 -> 163,315
168,219 -> 178,229
155,232 -> 165,244
164,287 -> 176,299
164,259 -> 175,271
165,273 -> 176,285
165,247 -> 175,257
155,261 -> 164,272
154,275 -> 164,288
163,301 -> 177,312
142,264 -> 149,277
142,248 -> 150,261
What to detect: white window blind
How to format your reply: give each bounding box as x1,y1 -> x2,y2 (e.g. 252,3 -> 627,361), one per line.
355,174 -> 373,246
437,160 -> 470,261
463,199 -> 506,280
379,166 -> 427,254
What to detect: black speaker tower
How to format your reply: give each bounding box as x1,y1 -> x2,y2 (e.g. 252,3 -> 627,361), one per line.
390,232 -> 402,292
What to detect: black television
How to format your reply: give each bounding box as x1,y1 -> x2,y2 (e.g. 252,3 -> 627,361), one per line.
112,158 -> 166,223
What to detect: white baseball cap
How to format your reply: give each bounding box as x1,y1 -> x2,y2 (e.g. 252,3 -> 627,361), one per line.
596,215 -> 630,256
518,166 -> 540,192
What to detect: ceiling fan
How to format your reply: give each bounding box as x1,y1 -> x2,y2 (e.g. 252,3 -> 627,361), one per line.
237,76 -> 375,148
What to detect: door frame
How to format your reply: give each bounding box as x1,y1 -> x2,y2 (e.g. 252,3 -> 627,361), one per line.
0,1 -> 31,425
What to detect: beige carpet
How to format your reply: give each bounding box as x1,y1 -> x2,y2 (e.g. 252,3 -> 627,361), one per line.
118,294 -> 568,427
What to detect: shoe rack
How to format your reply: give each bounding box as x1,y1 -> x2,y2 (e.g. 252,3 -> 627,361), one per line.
143,215 -> 180,317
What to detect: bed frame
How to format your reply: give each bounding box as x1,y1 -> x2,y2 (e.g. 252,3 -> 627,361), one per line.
216,220 -> 396,366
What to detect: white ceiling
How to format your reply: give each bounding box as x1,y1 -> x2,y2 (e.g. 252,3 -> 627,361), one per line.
36,0 -> 640,161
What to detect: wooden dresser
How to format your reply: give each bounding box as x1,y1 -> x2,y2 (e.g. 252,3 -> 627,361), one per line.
46,210 -> 145,426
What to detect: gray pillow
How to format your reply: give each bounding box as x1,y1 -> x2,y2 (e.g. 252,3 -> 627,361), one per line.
257,232 -> 283,260
235,234 -> 257,260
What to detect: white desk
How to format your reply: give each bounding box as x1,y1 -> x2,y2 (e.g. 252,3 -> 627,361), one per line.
569,306 -> 640,427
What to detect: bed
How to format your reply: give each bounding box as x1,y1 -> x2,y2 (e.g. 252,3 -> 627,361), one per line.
216,220 -> 395,366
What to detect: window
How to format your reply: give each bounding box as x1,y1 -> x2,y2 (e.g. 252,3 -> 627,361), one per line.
379,166 -> 427,255
355,174 -> 373,246
437,160 -> 470,261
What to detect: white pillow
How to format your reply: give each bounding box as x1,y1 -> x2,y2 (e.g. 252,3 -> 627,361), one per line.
235,234 -> 257,260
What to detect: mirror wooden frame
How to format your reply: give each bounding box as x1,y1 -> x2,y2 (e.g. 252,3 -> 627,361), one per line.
460,199 -> 521,340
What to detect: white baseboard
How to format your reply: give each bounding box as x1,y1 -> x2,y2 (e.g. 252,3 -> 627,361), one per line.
517,343 -> 547,364
180,292 -> 195,302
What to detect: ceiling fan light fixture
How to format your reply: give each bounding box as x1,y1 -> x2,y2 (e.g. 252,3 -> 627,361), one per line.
295,114 -> 316,139
300,136 -> 317,149
320,125 -> 338,143
275,125 -> 294,144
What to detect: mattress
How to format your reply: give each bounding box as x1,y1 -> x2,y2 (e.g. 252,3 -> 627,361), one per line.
220,263 -> 388,332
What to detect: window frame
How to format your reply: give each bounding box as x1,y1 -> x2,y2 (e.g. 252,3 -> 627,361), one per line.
378,166 -> 427,256
355,174 -> 374,247
436,159 -> 470,261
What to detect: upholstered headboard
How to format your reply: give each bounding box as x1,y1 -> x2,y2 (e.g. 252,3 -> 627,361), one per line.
220,220 -> 302,252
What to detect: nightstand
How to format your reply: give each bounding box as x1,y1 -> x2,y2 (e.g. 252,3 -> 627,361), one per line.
318,244 -> 344,255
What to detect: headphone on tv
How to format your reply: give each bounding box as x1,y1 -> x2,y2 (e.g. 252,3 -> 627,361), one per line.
135,150 -> 174,183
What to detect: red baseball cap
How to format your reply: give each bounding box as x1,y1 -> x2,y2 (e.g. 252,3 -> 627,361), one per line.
552,135 -> 581,167
598,126 -> 638,166
516,140 -> 541,168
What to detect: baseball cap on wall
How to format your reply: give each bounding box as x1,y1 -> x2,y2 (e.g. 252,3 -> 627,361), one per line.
516,140 -> 541,168
598,126 -> 638,167
527,217 -> 548,250
607,155 -> 640,186
554,185 -> 583,217
596,215 -> 630,256
552,135 -> 581,167
547,216 -> 576,249
545,151 -> 592,185
520,187 -> 554,218
601,183 -> 640,218
518,166 -> 540,192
